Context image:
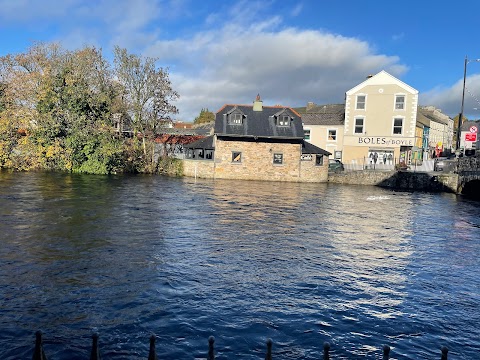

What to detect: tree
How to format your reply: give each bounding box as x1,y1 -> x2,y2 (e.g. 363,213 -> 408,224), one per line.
113,46 -> 179,167
194,108 -> 215,124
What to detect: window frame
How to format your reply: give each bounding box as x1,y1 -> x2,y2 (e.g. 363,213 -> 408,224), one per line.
304,128 -> 311,141
394,94 -> 406,110
327,129 -> 337,141
273,153 -> 284,165
354,117 -> 365,134
231,151 -> 242,163
393,117 -> 404,135
315,155 -> 324,166
278,115 -> 290,127
356,94 -> 366,110
229,113 -> 243,125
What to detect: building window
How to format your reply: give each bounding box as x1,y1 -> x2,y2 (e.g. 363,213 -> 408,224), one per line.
304,129 -> 311,141
195,149 -> 204,159
395,95 -> 405,110
356,95 -> 366,110
393,118 -> 403,134
229,113 -> 243,125
328,129 -> 337,141
232,151 -> 242,163
205,149 -> 214,160
278,115 -> 290,126
273,153 -> 283,164
315,155 -> 324,166
354,118 -> 364,134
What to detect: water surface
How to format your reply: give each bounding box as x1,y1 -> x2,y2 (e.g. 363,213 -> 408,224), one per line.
0,172 -> 479,359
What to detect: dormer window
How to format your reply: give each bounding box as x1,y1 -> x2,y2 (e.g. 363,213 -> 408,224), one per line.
278,115 -> 290,127
229,113 -> 243,125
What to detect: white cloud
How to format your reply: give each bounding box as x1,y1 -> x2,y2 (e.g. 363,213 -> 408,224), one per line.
421,74 -> 480,119
145,18 -> 408,120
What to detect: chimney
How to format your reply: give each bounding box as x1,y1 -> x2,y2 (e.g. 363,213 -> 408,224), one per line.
253,94 -> 263,111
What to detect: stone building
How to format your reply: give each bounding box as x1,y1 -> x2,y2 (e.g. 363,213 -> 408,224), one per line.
183,95 -> 330,182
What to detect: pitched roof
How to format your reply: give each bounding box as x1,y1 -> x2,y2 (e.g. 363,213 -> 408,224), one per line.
346,70 -> 418,95
214,104 -> 303,139
184,135 -> 215,149
417,106 -> 452,126
302,141 -> 331,155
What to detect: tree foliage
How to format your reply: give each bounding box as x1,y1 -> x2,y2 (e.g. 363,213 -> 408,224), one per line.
113,46 -> 179,169
194,108 -> 215,124
0,42 -> 179,174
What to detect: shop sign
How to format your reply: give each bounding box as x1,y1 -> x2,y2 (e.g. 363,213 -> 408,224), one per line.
301,154 -> 312,161
357,137 -> 414,146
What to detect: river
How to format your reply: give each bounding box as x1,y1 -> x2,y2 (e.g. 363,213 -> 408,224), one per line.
0,172 -> 479,359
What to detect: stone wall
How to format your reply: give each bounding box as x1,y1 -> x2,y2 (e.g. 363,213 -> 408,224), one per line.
182,139 -> 328,182
183,159 -> 215,179
328,170 -> 458,193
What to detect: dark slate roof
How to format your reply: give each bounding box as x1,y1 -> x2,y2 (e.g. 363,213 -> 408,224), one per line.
214,105 -> 303,139
302,112 -> 345,126
302,141 -> 331,155
306,103 -> 345,114
300,104 -> 345,126
191,122 -> 215,136
184,135 -> 215,149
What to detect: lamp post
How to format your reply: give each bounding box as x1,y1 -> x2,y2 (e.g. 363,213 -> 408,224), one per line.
456,56 -> 480,152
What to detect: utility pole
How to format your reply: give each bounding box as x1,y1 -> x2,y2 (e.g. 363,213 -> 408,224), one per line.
456,56 -> 468,152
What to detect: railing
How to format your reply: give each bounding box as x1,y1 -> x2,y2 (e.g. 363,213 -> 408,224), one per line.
30,331 -> 451,359
342,157 -> 436,172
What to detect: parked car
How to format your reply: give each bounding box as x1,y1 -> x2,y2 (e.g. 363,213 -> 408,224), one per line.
434,157 -> 456,172
329,159 -> 344,172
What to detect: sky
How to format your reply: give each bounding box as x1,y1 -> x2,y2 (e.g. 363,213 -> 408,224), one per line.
1,0 -> 480,122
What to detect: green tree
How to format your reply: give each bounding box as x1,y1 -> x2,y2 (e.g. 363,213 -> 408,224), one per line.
113,46 -> 179,169
194,108 -> 215,124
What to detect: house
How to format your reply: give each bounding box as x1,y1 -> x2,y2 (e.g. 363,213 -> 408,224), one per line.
183,95 -> 330,182
300,103 -> 345,160
300,71 -> 453,169
343,70 -> 419,166
416,106 -> 454,158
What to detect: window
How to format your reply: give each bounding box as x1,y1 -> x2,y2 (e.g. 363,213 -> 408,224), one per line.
278,115 -> 290,126
196,149 -> 204,159
356,95 -> 366,110
273,153 -> 283,164
315,155 -> 324,166
229,113 -> 243,125
328,129 -> 337,141
205,150 -> 214,160
354,117 -> 364,134
393,118 -> 403,134
395,95 -> 405,110
304,129 -> 311,141
232,151 -> 242,163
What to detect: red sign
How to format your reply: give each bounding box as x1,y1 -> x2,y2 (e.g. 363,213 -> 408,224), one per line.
465,133 -> 477,142
469,126 -> 478,133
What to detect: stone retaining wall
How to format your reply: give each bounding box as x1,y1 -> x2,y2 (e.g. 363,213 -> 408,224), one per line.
328,170 -> 458,193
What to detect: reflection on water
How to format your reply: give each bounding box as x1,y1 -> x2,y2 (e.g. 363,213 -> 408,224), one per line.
0,172 -> 479,359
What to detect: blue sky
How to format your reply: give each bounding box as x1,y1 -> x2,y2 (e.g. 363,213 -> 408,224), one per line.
1,0 -> 480,122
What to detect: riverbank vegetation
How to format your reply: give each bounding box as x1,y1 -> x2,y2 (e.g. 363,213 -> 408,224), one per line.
0,42 -> 180,175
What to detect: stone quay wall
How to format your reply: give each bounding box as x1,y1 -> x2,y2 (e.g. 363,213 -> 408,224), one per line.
328,170 -> 459,193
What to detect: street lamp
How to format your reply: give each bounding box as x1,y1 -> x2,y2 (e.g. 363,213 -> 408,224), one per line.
457,56 -> 480,151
